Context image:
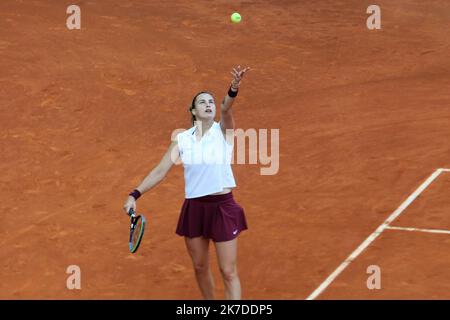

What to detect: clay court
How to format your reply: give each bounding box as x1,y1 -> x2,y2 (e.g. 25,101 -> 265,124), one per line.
1,0 -> 449,299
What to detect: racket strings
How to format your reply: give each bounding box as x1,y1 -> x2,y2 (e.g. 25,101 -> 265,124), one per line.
129,214 -> 146,253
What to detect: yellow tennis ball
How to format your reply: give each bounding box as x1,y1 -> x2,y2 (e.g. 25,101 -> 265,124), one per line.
231,12 -> 241,23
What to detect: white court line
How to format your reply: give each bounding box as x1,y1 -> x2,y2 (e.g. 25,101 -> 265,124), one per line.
386,226 -> 450,235
440,168 -> 450,172
306,168 -> 445,300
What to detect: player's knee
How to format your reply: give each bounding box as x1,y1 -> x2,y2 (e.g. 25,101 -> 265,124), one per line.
193,261 -> 209,275
219,265 -> 238,282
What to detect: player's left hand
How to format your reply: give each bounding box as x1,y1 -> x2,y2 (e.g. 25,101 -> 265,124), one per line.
230,65 -> 250,89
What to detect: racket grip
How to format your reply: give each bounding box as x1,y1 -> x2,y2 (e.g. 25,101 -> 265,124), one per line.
128,208 -> 135,217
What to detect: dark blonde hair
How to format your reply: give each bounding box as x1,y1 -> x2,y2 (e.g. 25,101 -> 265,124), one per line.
189,91 -> 213,126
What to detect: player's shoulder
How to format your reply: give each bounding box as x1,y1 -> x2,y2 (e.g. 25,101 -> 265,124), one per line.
174,126 -> 195,142
212,121 -> 223,133
184,125 -> 197,136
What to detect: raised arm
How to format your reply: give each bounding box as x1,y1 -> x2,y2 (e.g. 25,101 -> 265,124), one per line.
220,65 -> 250,134
123,140 -> 179,214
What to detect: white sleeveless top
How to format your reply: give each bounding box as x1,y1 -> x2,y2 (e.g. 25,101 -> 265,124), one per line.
177,121 -> 236,199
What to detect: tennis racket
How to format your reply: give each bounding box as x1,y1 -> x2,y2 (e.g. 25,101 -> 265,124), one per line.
128,208 -> 146,253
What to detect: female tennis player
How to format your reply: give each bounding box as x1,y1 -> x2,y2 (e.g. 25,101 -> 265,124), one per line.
123,65 -> 250,300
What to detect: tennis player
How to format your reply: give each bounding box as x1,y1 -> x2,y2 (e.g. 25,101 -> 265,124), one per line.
123,65 -> 250,300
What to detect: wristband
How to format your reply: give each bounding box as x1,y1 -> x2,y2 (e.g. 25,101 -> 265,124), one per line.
228,86 -> 238,98
129,189 -> 141,200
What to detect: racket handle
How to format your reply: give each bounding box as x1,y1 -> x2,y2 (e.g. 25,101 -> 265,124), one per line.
128,208 -> 136,217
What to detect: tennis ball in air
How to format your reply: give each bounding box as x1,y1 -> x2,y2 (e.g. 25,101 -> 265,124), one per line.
231,12 -> 242,23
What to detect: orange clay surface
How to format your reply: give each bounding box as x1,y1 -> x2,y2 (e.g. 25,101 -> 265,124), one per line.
1,0 -> 450,299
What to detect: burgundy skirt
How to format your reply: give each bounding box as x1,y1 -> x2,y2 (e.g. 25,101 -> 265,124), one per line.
176,192 -> 248,242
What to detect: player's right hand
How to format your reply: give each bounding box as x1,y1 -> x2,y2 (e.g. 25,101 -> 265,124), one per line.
123,196 -> 137,216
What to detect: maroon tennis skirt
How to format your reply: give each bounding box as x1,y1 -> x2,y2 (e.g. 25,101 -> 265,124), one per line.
176,192 -> 248,242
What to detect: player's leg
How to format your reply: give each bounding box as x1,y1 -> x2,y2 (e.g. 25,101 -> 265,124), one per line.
214,238 -> 241,300
184,236 -> 215,300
